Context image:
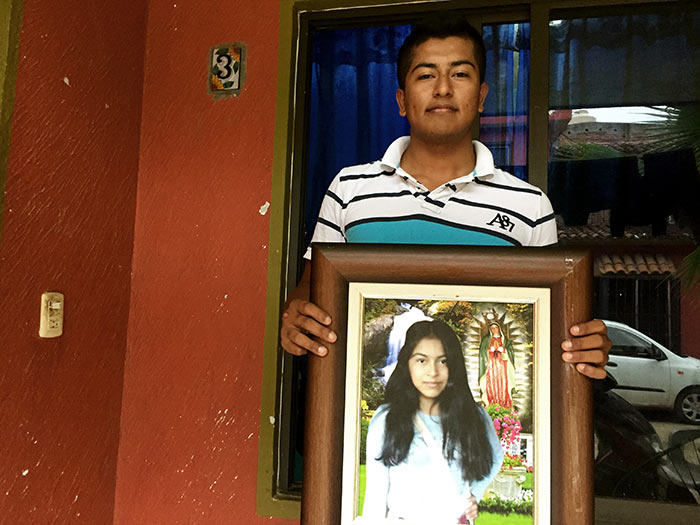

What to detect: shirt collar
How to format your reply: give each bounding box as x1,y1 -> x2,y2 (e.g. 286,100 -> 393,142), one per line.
379,136 -> 496,184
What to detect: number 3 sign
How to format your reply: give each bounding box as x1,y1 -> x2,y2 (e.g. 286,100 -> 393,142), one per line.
209,43 -> 246,98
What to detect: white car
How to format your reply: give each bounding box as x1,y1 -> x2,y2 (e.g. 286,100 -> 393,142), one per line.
603,320 -> 700,424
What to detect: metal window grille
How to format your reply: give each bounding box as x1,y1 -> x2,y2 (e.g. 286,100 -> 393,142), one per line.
594,275 -> 681,353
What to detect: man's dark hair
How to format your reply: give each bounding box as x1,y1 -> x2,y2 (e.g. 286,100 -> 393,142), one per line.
396,15 -> 486,89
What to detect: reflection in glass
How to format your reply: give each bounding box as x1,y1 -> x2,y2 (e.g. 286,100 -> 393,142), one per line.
547,11 -> 700,237
481,23 -> 530,181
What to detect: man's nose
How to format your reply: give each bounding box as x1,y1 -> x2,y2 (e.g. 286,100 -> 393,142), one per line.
434,74 -> 452,96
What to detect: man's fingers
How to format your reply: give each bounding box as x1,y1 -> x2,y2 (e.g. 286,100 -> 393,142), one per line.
296,300 -> 332,326
297,315 -> 337,343
282,326 -> 328,356
570,319 -> 606,337
282,338 -> 308,356
280,299 -> 335,357
292,329 -> 328,356
281,331 -> 327,356
576,362 -> 607,380
562,333 -> 609,353
562,349 -> 608,366
562,319 -> 611,379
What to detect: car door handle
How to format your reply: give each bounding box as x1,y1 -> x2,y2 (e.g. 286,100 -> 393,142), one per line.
607,361 -> 618,367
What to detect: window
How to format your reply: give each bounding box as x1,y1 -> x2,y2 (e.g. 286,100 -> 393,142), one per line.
547,10 -> 700,239
595,273 -> 681,352
259,1 -> 700,521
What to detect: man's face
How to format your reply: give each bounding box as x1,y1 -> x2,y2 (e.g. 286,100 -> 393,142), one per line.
396,36 -> 488,144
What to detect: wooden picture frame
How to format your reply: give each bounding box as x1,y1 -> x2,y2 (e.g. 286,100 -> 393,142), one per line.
301,244 -> 593,525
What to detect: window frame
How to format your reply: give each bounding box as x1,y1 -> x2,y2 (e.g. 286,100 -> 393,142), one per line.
257,0 -> 697,521
0,0 -> 24,237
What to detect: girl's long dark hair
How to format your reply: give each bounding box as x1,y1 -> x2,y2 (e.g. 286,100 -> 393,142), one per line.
378,320 -> 494,482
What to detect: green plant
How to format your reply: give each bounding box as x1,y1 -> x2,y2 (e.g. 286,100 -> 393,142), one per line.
553,139 -> 626,161
480,493 -> 533,516
502,452 -> 526,469
359,418 -> 369,464
418,299 -> 474,335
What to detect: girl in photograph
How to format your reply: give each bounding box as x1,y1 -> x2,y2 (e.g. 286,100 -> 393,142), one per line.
363,320 -> 503,524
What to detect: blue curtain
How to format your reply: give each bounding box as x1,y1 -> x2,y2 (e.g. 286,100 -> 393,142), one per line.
305,25 -> 412,246
483,24 -> 530,118
549,12 -> 700,109
482,23 -> 530,181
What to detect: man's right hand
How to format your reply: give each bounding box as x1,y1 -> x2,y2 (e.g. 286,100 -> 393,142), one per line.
280,299 -> 336,356
280,261 -> 337,356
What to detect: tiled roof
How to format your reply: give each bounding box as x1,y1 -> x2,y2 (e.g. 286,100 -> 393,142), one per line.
555,211 -> 695,243
595,253 -> 676,275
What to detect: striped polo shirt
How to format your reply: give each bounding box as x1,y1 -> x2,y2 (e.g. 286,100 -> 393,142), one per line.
305,137 -> 556,258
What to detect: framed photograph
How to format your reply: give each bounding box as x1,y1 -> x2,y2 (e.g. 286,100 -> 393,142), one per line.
343,283 -> 550,524
301,244 -> 593,525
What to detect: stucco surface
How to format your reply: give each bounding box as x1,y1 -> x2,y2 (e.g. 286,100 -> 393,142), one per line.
114,1 -> 293,523
0,0 -> 147,522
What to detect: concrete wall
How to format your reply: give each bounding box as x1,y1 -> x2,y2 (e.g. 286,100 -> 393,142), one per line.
0,0 -> 147,521
114,0 -> 292,522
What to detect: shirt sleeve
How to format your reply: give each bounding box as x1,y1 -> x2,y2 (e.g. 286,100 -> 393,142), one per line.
361,407 -> 390,518
529,192 -> 558,247
303,173 -> 348,260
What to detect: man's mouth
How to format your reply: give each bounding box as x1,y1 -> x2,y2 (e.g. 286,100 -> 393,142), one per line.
427,105 -> 457,113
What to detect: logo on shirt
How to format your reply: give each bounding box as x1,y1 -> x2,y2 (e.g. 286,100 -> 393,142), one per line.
487,213 -> 515,232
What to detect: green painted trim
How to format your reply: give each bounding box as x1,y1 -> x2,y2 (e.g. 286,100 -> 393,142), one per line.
257,0 -> 301,519
0,0 -> 24,241
527,3 -> 550,192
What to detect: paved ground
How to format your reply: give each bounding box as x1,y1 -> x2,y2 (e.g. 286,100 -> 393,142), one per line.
651,421 -> 700,448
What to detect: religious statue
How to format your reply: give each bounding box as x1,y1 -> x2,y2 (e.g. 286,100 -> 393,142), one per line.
478,311 -> 516,408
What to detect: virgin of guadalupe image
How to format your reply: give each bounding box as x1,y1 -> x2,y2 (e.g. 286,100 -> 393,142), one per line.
478,311 -> 516,409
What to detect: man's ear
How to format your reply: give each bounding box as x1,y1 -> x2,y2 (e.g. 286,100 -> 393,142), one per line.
478,82 -> 489,113
396,88 -> 407,117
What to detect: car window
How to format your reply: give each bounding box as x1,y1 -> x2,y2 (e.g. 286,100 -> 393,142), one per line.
607,326 -> 656,359
633,345 -> 657,359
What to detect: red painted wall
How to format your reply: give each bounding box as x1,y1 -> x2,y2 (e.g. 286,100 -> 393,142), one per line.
0,0 -> 147,522
114,1 -> 295,523
681,291 -> 700,359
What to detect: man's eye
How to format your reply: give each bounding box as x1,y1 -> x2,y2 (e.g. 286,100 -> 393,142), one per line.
417,73 -> 432,80
454,71 -> 470,78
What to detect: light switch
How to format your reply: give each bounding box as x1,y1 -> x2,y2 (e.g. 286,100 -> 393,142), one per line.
39,292 -> 64,338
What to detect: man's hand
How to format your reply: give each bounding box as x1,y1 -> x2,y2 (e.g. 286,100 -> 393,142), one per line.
561,319 -> 612,379
280,298 -> 336,356
280,261 -> 336,357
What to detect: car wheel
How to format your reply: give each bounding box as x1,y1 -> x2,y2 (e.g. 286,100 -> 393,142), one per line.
674,387 -> 700,425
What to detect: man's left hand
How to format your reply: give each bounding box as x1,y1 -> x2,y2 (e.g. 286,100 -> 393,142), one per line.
561,320 -> 611,380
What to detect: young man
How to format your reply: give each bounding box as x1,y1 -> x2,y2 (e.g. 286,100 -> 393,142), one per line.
281,17 -> 610,379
